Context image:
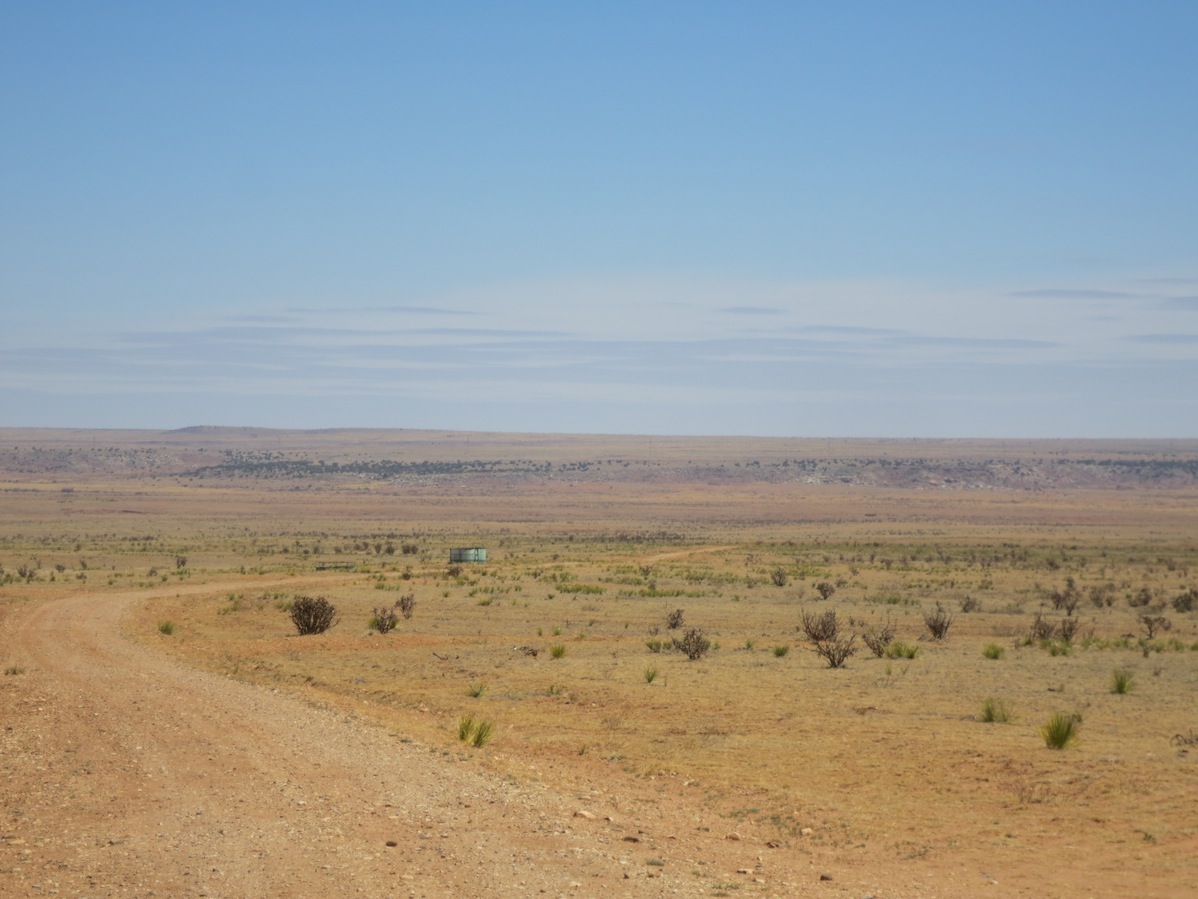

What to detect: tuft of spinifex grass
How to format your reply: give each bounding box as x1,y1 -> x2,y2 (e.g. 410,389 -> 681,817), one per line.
885,641 -> 918,659
979,697 -> 1012,723
1041,712 -> 1080,749
457,715 -> 496,747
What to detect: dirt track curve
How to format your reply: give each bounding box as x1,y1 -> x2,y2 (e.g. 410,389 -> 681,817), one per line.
1,588 -> 843,898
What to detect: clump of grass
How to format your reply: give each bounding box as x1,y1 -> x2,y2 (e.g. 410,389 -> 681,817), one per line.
743,638 -> 756,651
772,645 -> 790,658
457,715 -> 476,741
157,620 -> 176,636
4,665 -> 24,676
467,681 -> 487,698
643,665 -> 658,684
979,697 -> 1012,723
885,641 -> 919,659
982,643 -> 1005,660
469,719 -> 494,748
1110,668 -> 1134,695
549,644 -> 567,659
1042,712 -> 1081,749
457,715 -> 495,746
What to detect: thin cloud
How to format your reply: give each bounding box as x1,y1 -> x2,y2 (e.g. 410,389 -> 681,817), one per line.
1011,289 -> 1145,300
224,313 -> 301,324
1163,296 -> 1198,309
720,306 -> 784,315
889,335 -> 1057,349
369,305 -> 477,316
288,305 -> 476,316
117,326 -> 382,345
1125,333 -> 1198,344
405,327 -> 572,339
795,325 -> 904,337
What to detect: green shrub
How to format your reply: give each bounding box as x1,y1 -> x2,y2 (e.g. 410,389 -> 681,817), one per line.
1111,668 -> 1134,695
982,643 -> 1005,660
772,644 -> 790,658
559,583 -> 604,595
885,641 -> 919,659
643,665 -> 658,684
979,697 -> 1012,723
157,620 -> 176,636
1042,712 -> 1080,749
550,644 -> 567,659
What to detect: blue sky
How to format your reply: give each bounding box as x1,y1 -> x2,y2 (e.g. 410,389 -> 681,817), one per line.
2,3 -> 1196,436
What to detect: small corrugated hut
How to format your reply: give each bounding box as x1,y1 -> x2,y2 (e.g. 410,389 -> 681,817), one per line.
449,547 -> 487,563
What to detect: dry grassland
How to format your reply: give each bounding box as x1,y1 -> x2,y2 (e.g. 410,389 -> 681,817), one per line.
2,429 -> 1197,896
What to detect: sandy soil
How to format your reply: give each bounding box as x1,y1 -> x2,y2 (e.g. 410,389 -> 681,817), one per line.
1,586 -> 900,898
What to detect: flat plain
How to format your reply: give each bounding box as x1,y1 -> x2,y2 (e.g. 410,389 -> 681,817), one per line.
2,428 -> 1197,897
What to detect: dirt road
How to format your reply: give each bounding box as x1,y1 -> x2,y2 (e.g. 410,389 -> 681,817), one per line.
1,589 -> 836,898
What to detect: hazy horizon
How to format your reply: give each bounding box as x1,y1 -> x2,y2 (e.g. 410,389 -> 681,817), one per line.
3,5 -> 1195,438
